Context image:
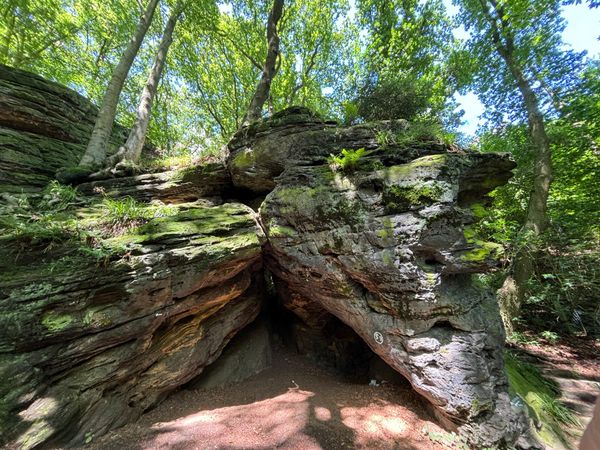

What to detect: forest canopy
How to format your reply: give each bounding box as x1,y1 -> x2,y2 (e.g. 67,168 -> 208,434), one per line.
1,0 -> 599,338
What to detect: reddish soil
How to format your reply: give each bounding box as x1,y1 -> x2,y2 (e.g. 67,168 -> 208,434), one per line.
511,336 -> 600,446
87,347 -> 446,450
512,336 -> 600,381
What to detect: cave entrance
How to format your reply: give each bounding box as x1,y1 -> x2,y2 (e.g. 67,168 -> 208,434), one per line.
89,276 -> 446,449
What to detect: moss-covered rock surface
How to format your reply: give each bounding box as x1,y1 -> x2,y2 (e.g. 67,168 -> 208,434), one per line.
229,107 -> 532,448
0,64 -> 154,194
0,169 -> 264,448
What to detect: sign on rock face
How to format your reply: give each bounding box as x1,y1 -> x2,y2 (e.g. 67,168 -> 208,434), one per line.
373,331 -> 384,345
252,107 -> 529,448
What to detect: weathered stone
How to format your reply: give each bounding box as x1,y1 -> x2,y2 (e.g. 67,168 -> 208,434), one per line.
0,68 -> 536,450
0,64 -> 152,194
233,109 -> 533,447
226,106 -> 447,193
187,318 -> 272,390
76,163 -> 233,204
0,198 -> 265,448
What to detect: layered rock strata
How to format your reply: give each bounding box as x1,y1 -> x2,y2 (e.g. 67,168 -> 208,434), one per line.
0,64 -> 151,193
228,108 -> 530,448
0,192 -> 264,447
0,64 -> 535,449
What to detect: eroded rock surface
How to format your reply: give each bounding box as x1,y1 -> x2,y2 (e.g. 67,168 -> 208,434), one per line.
228,109 -> 531,447
0,192 -> 264,448
187,318 -> 272,390
76,162 -> 233,204
0,67 -> 536,449
0,64 -> 151,193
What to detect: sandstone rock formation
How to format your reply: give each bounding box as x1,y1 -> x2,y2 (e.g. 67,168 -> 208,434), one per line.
187,318 -> 272,390
0,191 -> 264,448
0,66 -> 534,449
0,64 -> 151,194
228,107 -> 531,448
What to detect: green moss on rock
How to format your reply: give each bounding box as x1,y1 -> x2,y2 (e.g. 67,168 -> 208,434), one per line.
269,225 -> 297,238
384,183 -> 443,213
460,226 -> 504,263
41,312 -> 73,332
383,154 -> 447,180
505,352 -> 579,448
231,150 -> 256,171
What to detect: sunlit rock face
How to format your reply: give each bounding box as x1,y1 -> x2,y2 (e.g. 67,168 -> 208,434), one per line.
0,66 -> 533,450
0,64 -> 153,194
228,107 -> 530,447
0,190 -> 264,448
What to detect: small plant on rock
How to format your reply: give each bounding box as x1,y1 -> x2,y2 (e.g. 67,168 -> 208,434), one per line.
328,148 -> 369,173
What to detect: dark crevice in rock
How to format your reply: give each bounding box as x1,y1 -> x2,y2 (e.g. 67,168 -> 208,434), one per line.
0,68 -> 538,449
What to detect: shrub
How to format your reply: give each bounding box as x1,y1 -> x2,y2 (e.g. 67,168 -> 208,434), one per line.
356,78 -> 428,122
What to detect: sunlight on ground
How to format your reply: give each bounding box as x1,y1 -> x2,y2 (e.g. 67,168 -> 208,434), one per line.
137,386 -> 440,449
341,403 -> 409,447
147,389 -> 319,449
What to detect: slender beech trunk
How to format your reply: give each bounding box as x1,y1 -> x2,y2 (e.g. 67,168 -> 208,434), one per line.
481,0 -> 553,333
109,1 -> 184,165
243,0 -> 284,124
79,0 -> 159,167
498,57 -> 553,333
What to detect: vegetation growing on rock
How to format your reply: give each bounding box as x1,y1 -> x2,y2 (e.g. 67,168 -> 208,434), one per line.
1,0 -> 599,448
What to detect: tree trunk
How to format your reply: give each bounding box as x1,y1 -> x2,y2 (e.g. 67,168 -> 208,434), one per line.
497,52 -> 553,334
243,0 -> 284,125
109,1 -> 184,166
79,0 -> 159,168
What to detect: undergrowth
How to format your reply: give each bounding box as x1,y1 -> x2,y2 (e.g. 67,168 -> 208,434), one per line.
0,182 -> 175,264
505,351 -> 580,448
375,121 -> 455,150
473,205 -> 600,338
328,148 -> 369,173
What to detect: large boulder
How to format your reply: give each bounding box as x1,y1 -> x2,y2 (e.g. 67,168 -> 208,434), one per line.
0,181 -> 264,448
226,106 -> 447,193
228,108 -> 531,448
0,64 -> 152,194
76,162 -> 234,204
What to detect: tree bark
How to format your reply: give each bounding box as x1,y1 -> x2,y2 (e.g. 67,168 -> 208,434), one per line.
481,0 -> 553,333
243,0 -> 284,125
498,57 -> 553,334
79,0 -> 159,168
108,0 -> 184,166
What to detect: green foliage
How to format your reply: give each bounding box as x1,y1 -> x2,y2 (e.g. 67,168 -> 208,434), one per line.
540,331 -> 560,343
327,147 -> 369,173
455,0 -> 585,124
375,122 -> 456,152
102,196 -> 176,228
0,213 -> 74,244
507,331 -> 540,346
356,0 -> 462,129
505,351 -> 580,447
397,121 -> 455,146
342,100 -> 359,125
523,234 -> 600,337
475,61 -> 600,334
102,197 -> 151,227
39,181 -> 79,209
355,77 -> 429,122
0,182 -> 81,244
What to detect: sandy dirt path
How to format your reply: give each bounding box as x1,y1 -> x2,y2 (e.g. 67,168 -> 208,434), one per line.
87,347 -> 446,450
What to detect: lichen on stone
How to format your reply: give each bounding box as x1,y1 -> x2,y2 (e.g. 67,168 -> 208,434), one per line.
383,183 -> 444,213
